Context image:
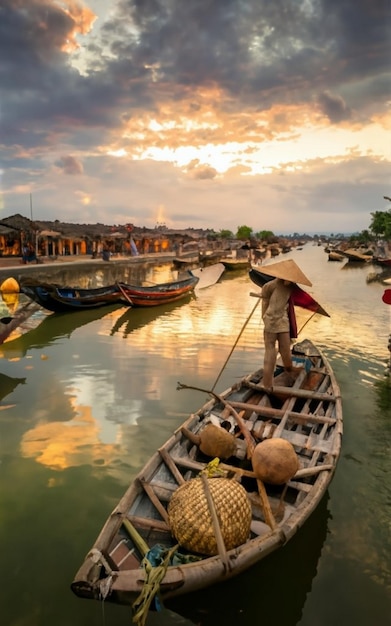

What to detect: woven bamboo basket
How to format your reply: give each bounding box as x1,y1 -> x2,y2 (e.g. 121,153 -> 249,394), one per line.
167,477 -> 252,556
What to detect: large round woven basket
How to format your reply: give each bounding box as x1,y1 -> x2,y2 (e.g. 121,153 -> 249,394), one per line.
167,477 -> 252,556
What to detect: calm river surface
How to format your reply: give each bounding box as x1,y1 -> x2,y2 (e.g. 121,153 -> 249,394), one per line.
0,244 -> 390,626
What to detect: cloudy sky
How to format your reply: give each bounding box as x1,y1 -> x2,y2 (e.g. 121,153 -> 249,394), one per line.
1,0 -> 390,234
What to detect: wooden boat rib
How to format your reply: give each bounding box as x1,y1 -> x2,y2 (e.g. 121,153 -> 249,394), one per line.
71,339 -> 342,611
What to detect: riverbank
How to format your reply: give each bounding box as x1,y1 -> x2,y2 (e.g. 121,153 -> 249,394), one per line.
0,251 -> 175,284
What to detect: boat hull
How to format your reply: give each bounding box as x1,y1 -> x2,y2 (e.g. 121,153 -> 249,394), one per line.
71,339 -> 342,607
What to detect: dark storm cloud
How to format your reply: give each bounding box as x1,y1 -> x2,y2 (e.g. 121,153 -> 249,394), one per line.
317,91 -> 352,123
1,0 -> 389,152
55,155 -> 84,175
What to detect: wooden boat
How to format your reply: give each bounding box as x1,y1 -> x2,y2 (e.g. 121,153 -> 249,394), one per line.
374,256 -> 391,268
71,339 -> 342,616
117,272 -> 199,307
190,263 -> 225,289
221,258 -> 251,271
341,248 -> 372,263
20,281 -> 124,312
0,301 -> 42,343
20,272 -> 199,312
328,251 -> 345,262
172,256 -> 199,269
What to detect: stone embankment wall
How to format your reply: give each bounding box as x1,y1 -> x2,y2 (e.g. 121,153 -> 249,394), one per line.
0,253 -> 174,287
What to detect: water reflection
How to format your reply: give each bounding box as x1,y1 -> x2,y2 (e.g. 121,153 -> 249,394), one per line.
0,304 -> 120,358
110,297 -> 194,338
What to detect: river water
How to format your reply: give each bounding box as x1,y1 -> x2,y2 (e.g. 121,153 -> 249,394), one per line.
0,244 -> 390,626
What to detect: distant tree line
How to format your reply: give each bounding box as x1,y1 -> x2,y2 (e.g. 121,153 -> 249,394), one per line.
218,199 -> 391,245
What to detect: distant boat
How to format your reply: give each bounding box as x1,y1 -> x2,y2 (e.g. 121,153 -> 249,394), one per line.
374,257 -> 391,268
341,249 -> 372,263
328,251 -> 345,262
221,258 -> 251,271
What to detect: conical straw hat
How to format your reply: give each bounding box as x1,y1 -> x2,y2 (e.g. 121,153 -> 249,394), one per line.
260,259 -> 312,286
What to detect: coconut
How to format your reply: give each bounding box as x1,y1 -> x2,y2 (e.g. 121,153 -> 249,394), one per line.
199,423 -> 236,459
251,438 -> 299,485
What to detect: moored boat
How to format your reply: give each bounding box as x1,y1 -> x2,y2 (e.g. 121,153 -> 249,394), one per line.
20,281 -> 124,312
341,248 -> 372,262
328,251 -> 345,262
20,272 -> 199,312
374,256 -> 391,268
221,258 -> 251,271
117,272 -> 199,306
71,338 -> 342,617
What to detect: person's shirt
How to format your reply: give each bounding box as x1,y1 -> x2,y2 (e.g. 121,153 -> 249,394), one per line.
261,278 -> 293,333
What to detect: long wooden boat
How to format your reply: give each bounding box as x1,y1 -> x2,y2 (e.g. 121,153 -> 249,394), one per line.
71,339 -> 342,616
20,272 -> 199,312
117,272 -> 199,307
20,282 -> 123,312
341,248 -> 372,263
328,251 -> 345,262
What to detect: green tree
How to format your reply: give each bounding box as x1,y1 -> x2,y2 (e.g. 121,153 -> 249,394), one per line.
370,209 -> 391,239
256,230 -> 275,241
219,229 -> 234,239
236,225 -> 253,240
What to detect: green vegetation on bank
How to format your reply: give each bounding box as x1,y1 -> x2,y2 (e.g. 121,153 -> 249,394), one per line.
217,204 -> 391,246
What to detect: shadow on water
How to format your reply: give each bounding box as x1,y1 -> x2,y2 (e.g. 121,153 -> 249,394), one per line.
167,493 -> 331,626
374,377 -> 391,413
0,304 -> 123,356
0,372 -> 26,402
110,295 -> 194,338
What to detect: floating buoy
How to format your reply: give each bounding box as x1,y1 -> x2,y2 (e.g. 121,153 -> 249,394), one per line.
0,277 -> 20,293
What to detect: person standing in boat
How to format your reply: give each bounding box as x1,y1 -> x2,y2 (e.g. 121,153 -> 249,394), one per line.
258,260 -> 313,391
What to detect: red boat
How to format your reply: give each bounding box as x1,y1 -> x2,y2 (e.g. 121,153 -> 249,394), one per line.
375,257 -> 391,268
117,272 -> 199,307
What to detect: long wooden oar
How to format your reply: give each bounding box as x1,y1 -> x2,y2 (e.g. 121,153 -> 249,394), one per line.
116,282 -> 134,306
211,298 -> 261,391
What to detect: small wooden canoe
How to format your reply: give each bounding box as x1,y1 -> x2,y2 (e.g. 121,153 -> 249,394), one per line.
71,339 -> 342,615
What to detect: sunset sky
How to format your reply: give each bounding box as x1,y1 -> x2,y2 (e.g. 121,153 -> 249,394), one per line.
1,0 -> 390,234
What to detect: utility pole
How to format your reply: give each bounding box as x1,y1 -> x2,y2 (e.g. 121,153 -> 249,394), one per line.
29,192 -> 38,258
